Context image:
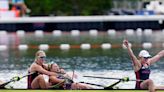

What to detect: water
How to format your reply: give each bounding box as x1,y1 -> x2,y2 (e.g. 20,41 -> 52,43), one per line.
0,31 -> 164,89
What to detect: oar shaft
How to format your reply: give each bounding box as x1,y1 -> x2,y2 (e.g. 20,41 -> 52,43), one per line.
104,80 -> 121,89
84,76 -> 123,80
84,76 -> 143,82
0,72 -> 35,88
80,82 -> 105,87
0,81 -> 11,88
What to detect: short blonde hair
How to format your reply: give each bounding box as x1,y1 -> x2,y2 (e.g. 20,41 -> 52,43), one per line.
34,50 -> 46,62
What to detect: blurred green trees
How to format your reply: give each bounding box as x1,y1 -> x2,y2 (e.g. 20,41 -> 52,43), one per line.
25,0 -> 112,16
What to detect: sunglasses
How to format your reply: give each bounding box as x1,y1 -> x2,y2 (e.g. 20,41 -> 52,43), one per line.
144,57 -> 150,59
39,56 -> 46,60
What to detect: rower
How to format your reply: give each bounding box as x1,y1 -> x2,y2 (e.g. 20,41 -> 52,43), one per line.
123,39 -> 164,92
0,80 -> 3,84
0,80 -> 4,89
28,50 -> 57,89
48,63 -> 92,89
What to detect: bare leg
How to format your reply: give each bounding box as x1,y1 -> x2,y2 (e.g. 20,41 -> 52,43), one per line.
0,80 -> 3,85
71,83 -> 92,89
140,79 -> 155,92
21,3 -> 29,15
18,4 -> 26,16
155,85 -> 164,89
31,75 -> 48,89
14,3 -> 28,16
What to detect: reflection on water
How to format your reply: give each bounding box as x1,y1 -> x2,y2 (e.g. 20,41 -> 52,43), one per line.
0,31 -> 163,89
0,48 -> 163,71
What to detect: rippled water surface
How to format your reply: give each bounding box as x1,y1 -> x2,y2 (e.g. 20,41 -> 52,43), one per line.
0,31 -> 164,89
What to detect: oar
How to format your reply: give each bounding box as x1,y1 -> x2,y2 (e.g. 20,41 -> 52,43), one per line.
83,76 -> 143,82
79,82 -> 105,87
104,80 -> 121,89
0,72 -> 34,88
80,80 -> 121,89
80,77 -> 127,89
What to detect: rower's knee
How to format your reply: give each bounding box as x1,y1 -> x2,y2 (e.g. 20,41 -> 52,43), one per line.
148,79 -> 153,84
147,79 -> 154,87
37,75 -> 45,82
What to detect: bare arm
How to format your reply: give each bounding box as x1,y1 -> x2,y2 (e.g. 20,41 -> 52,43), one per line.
149,50 -> 164,65
32,64 -> 57,76
49,76 -> 65,85
42,64 -> 49,70
123,39 -> 141,71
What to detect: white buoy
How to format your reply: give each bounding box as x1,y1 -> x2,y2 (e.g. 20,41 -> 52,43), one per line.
122,43 -> 132,49
136,28 -> 142,36
162,29 -> 164,34
107,29 -> 116,36
89,29 -> 98,36
0,30 -> 7,35
39,44 -> 49,50
125,29 -> 134,36
144,29 -> 152,36
52,30 -> 62,37
60,44 -> 70,50
35,30 -> 44,37
71,30 -> 80,36
18,44 -> 28,50
0,45 -> 7,51
16,30 -> 25,37
142,42 -> 152,49
158,20 -> 163,24
101,43 -> 111,49
80,43 -> 91,50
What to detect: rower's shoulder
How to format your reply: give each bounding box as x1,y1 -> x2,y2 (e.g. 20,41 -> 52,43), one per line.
29,63 -> 41,72
133,63 -> 142,72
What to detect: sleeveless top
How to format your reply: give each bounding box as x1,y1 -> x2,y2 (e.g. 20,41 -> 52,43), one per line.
135,64 -> 151,89
27,64 -> 46,89
27,71 -> 39,89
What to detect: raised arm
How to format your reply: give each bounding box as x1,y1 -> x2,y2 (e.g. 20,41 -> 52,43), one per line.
148,50 -> 164,65
123,39 -> 141,71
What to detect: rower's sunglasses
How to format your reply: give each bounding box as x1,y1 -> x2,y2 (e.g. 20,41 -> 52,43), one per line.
144,57 -> 150,59
39,56 -> 46,60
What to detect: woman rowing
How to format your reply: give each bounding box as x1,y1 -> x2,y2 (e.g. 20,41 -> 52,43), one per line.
0,80 -> 3,84
28,50 -> 57,89
123,39 -> 164,92
48,63 -> 93,89
0,80 -> 4,88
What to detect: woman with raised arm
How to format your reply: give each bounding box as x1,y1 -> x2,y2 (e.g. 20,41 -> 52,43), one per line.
123,39 -> 164,92
28,50 -> 57,89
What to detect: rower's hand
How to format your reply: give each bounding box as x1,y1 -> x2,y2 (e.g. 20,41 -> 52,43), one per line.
123,39 -> 129,47
64,72 -> 78,79
72,74 -> 78,79
60,69 -> 66,74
